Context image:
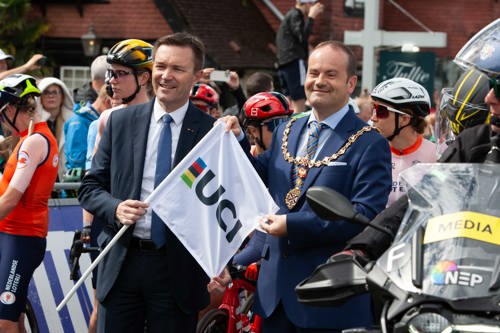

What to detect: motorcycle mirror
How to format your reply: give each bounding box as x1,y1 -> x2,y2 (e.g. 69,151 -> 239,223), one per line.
306,186 -> 393,237
306,186 -> 360,221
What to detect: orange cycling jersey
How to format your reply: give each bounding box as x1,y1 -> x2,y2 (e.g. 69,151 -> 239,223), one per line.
0,122 -> 59,237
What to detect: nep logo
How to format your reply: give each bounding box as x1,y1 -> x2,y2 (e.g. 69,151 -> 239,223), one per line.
180,157 -> 242,243
431,260 -> 483,287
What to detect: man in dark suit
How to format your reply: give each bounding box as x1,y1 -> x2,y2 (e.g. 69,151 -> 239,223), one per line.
78,32 -> 215,333
222,41 -> 392,332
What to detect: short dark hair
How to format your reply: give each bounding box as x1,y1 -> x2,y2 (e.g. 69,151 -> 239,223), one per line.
153,32 -> 205,72
312,41 -> 357,78
245,72 -> 274,97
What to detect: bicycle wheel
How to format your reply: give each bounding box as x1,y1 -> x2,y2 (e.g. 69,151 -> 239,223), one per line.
24,299 -> 40,333
196,308 -> 229,333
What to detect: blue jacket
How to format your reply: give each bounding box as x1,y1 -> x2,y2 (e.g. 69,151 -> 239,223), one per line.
64,102 -> 100,170
249,110 -> 392,330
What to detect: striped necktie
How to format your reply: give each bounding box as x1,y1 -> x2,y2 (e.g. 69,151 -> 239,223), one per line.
292,120 -> 322,185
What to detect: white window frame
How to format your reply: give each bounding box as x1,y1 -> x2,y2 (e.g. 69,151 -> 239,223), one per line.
59,66 -> 91,94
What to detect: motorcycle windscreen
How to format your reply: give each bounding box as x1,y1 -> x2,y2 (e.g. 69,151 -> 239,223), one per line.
376,163 -> 500,300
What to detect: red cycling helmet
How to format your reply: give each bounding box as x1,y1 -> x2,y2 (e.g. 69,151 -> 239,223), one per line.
243,91 -> 293,122
190,84 -> 219,113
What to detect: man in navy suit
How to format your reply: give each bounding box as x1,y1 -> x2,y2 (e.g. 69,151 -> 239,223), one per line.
79,32 -> 215,333
222,41 -> 392,332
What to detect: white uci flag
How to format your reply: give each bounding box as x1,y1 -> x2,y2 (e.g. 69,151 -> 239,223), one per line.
147,122 -> 279,277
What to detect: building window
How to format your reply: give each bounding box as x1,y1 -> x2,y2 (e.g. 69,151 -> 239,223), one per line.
60,66 -> 90,94
344,0 -> 364,17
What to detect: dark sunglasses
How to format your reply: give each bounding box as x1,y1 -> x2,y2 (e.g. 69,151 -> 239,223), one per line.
489,77 -> 500,99
373,103 -> 410,119
261,117 -> 287,132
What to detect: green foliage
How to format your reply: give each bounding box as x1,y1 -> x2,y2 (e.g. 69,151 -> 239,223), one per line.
0,0 -> 49,67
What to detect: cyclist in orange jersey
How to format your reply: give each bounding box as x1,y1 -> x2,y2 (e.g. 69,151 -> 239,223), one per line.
0,74 -> 58,333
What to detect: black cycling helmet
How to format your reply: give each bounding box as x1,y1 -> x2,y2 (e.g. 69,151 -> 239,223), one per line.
0,74 -> 40,133
106,39 -> 153,104
440,69 -> 490,135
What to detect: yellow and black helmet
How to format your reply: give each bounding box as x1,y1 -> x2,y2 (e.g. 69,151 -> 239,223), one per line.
107,39 -> 153,72
439,69 -> 490,135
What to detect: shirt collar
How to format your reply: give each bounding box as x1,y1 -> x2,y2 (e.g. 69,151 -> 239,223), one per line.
308,102 -> 350,130
153,98 -> 189,125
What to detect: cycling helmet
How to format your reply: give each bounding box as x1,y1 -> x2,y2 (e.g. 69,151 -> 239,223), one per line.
190,84 -> 219,113
106,39 -> 153,104
107,39 -> 153,72
243,91 -> 292,121
454,18 -> 500,78
371,78 -> 430,141
0,74 -> 40,132
371,77 -> 431,118
440,69 -> 490,135
243,91 -> 293,151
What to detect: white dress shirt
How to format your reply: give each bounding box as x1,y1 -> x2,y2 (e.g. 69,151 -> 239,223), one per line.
133,99 -> 189,239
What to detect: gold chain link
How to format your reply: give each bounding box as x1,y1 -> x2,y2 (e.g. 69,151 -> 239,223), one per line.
281,118 -> 375,168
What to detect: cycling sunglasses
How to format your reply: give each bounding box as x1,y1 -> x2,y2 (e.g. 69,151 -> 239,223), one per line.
261,117 -> 288,132
489,77 -> 500,99
373,103 -> 411,119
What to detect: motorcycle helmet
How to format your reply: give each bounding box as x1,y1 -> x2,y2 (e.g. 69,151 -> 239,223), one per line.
454,19 -> 500,129
439,69 -> 490,135
371,78 -> 431,140
189,83 -> 219,113
454,18 -> 500,79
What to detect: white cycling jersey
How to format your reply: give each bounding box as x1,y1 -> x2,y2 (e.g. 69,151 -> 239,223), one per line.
388,135 -> 437,206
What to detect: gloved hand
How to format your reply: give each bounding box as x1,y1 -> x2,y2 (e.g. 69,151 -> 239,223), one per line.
327,249 -> 370,267
63,168 -> 84,182
244,262 -> 259,281
81,225 -> 91,244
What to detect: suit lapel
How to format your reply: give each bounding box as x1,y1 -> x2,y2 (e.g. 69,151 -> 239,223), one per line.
174,102 -> 202,166
132,100 -> 154,195
285,117 -> 308,188
294,111 -> 359,207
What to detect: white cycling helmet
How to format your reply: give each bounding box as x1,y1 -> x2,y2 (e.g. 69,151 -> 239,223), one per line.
371,77 -> 431,118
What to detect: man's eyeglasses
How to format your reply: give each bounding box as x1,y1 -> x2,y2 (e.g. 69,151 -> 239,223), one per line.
42,90 -> 61,96
261,117 -> 288,132
373,103 -> 411,119
489,77 -> 500,99
106,69 -> 133,80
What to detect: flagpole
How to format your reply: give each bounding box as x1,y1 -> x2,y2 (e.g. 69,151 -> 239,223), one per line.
56,224 -> 130,312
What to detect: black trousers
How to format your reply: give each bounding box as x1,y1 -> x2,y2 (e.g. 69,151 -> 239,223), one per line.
97,246 -> 197,333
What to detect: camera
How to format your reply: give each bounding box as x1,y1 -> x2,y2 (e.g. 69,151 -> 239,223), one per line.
209,70 -> 230,83
36,56 -> 47,66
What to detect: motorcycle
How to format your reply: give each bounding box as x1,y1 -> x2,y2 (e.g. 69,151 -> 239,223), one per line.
296,163 -> 500,333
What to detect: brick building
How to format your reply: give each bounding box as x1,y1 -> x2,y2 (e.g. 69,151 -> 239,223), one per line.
33,0 -> 499,93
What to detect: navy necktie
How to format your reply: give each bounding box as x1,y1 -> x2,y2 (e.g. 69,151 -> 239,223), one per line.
151,114 -> 173,247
